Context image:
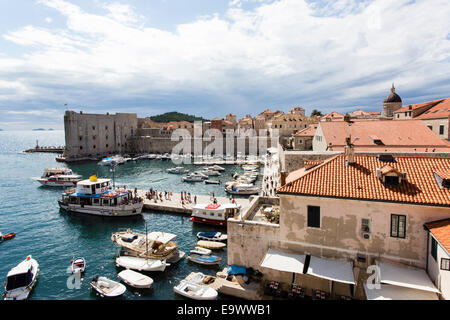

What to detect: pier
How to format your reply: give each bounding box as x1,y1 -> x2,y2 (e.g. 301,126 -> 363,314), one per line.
24,140 -> 64,153
137,190 -> 252,216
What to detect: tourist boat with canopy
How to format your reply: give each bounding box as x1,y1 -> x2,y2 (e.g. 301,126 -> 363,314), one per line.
58,175 -> 143,217
118,270 -> 153,289
35,168 -> 82,187
3,255 -> 39,300
90,275 -> 126,298
190,203 -> 241,226
111,230 -> 179,259
196,232 -> 227,242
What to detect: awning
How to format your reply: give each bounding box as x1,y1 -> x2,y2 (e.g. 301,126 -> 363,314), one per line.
306,256 -> 356,285
260,248 -> 306,274
377,261 -> 439,293
364,284 -> 438,300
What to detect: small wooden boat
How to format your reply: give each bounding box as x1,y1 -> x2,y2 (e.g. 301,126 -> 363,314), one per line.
118,270 -> 153,289
70,257 -> 86,274
186,254 -> 221,265
3,233 -> 16,240
197,232 -> 227,242
197,240 -> 226,250
204,180 -> 220,184
90,275 -> 126,298
173,280 -> 218,300
115,256 -> 169,272
3,255 -> 39,300
190,246 -> 211,255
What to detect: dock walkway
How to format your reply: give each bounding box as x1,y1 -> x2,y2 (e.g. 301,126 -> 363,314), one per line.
137,190 -> 251,215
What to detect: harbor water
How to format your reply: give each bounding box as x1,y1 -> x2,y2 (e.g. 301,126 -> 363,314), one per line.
0,130 -> 260,300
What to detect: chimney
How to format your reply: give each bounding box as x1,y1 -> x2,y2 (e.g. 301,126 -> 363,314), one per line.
344,136 -> 355,165
280,171 -> 287,186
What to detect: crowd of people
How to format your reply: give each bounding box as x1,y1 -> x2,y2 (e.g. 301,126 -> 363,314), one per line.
143,188 -> 236,206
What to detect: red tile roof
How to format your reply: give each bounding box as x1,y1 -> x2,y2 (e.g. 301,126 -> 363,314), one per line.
293,124 -> 318,137
277,154 -> 450,206
416,98 -> 450,119
394,99 -> 444,114
424,219 -> 450,253
319,120 -> 450,152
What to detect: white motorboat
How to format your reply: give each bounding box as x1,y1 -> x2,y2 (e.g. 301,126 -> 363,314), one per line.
90,275 -> 126,298
204,180 -> 220,185
173,280 -> 218,300
182,174 -> 205,182
190,202 -> 241,226
70,257 -> 86,274
98,155 -> 125,166
200,169 -> 221,176
39,168 -> 77,178
36,174 -> 82,187
118,269 -> 153,289
197,232 -> 227,242
167,250 -> 186,264
115,256 -> 169,272
190,247 -> 211,255
225,182 -> 259,195
167,167 -> 189,174
209,165 -> 225,171
3,255 -> 39,300
58,175 -> 143,217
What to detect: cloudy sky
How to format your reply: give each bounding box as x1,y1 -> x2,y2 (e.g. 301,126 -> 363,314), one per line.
0,0 -> 449,129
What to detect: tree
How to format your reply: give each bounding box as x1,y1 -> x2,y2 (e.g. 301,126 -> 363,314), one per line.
311,109 -> 322,116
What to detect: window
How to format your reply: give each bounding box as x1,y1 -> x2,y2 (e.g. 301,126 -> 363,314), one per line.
79,136 -> 82,141
362,219 -> 370,232
385,175 -> 400,186
390,214 -> 406,238
439,125 -> 444,135
428,125 -> 433,131
105,125 -> 108,130
307,205 -> 320,228
92,126 -> 95,130
106,144 -> 109,148
79,146 -> 83,150
441,258 -> 450,271
431,237 -> 438,261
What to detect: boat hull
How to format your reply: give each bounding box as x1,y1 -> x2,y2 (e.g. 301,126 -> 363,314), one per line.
4,262 -> 39,301
37,179 -> 79,187
173,281 -> 218,300
190,216 -> 226,226
58,201 -> 143,217
115,256 -> 168,272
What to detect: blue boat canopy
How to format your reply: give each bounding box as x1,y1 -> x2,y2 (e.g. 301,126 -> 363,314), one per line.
227,265 -> 247,275
198,232 -> 218,238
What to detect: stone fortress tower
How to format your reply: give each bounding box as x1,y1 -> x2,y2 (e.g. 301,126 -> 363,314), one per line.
382,83 -> 402,118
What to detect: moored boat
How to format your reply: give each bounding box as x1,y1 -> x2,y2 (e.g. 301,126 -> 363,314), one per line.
225,182 -> 259,195
197,232 -> 227,242
190,246 -> 212,255
70,257 -> 86,274
3,255 -> 39,300
186,254 -> 221,266
167,167 -> 189,174
111,230 -> 179,259
173,280 -> 218,300
118,269 -> 153,289
58,175 -> 143,217
90,275 -> 126,298
196,240 -> 226,250
36,174 -> 82,187
115,256 -> 169,272
204,180 -> 220,184
3,233 -> 16,240
190,203 -> 241,226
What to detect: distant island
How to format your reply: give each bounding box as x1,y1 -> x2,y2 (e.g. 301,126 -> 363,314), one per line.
33,128 -> 46,131
48,128 -> 54,131
149,111 -> 208,123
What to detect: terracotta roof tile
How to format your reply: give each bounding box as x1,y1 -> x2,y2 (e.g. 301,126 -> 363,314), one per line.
424,219 -> 450,253
293,124 -> 318,137
278,154 -> 450,206
416,98 -> 450,119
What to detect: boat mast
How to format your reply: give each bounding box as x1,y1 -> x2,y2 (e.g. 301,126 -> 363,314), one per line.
145,221 -> 148,263
110,162 -> 116,189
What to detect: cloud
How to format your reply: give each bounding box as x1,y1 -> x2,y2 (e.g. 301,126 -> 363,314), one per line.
0,0 -> 449,128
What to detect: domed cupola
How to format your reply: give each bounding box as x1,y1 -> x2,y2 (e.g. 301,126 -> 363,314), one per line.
383,83 -> 402,103
382,83 -> 402,118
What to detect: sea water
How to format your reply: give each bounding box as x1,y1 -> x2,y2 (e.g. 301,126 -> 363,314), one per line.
0,130 -> 258,300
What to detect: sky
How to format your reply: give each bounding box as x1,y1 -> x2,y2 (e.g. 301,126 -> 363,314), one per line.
0,0 -> 449,130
